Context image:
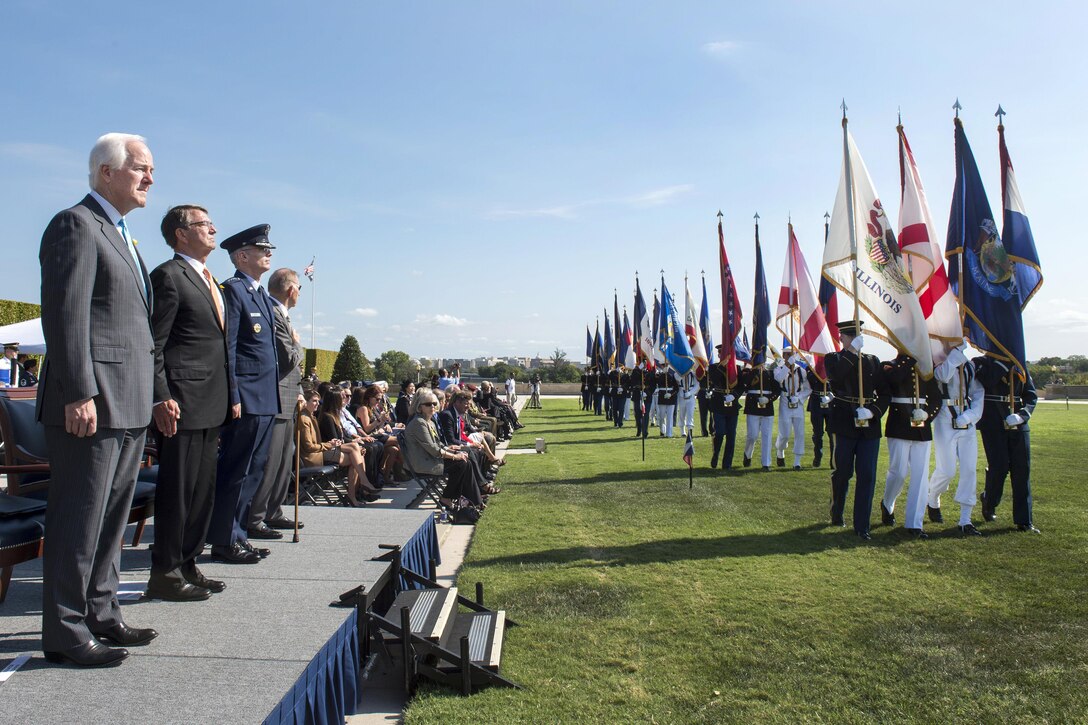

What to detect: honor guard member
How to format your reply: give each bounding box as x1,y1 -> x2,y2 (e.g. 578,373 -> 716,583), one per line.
741,358 -> 781,470
773,345 -> 811,469
580,370 -> 591,411
630,362 -> 655,438
697,376 -> 712,437
656,370 -> 679,437
677,368 -> 699,437
609,365 -> 625,427
602,365 -> 613,420
592,366 -> 605,416
208,224 -> 281,564
927,342 -> 985,535
648,366 -> 666,429
974,355 -> 1039,533
706,348 -> 743,469
807,364 -> 834,467
878,353 -> 941,538
825,320 -> 890,540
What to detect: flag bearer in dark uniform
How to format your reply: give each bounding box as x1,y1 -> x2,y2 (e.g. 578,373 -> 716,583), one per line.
610,366 -> 626,427
592,366 -> 605,416
974,356 -> 1039,533
807,365 -> 834,467
825,320 -> 890,540
878,353 -> 941,538
706,347 -> 742,469
741,359 -> 780,470
697,381 -> 712,437
629,363 -> 655,438
580,370 -> 591,411
602,364 -> 613,420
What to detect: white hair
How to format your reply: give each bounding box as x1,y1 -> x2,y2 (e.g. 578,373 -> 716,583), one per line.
89,132 -> 147,189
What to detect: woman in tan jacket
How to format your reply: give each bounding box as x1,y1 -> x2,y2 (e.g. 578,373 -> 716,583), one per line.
298,389 -> 378,506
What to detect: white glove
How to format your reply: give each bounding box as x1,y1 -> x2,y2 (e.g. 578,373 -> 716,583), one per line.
1005,413 -> 1024,427
597,387 -> 602,392
758,396 -> 769,405
821,395 -> 832,405
789,395 -> 799,405
856,407 -> 873,421
954,415 -> 971,428
764,360 -> 776,371
617,387 -> 623,393
956,340 -> 970,353
705,390 -> 713,399
948,347 -> 968,368
724,394 -> 735,404
850,335 -> 864,351
911,408 -> 928,422
775,357 -> 786,368
789,354 -> 800,365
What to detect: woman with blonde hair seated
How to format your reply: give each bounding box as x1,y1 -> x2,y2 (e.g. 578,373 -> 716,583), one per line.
401,390 -> 485,510
304,389 -> 381,506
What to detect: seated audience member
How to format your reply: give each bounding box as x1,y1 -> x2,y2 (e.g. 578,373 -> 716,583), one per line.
314,389 -> 381,505
19,357 -> 39,387
476,380 -> 523,432
395,380 -> 415,423
438,390 -> 502,494
353,383 -> 404,481
402,390 -> 485,510
463,383 -> 501,436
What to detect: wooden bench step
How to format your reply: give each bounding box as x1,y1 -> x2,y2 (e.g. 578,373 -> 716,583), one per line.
386,587 -> 459,642
442,610 -> 506,670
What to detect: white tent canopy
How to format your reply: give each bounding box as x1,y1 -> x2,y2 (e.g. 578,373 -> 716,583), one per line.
0,317 -> 45,354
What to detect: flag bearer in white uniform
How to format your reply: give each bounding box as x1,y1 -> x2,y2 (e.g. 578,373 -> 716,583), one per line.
677,369 -> 699,437
773,346 -> 810,469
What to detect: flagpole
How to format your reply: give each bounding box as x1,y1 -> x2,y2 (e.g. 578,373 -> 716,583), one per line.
841,101 -> 866,411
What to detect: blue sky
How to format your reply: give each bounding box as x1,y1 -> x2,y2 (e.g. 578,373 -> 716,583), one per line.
2,1 -> 1082,362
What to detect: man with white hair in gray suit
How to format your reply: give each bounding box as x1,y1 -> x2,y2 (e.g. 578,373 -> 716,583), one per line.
36,132 -> 159,667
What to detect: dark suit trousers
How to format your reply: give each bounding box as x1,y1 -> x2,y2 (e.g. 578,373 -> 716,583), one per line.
981,429 -> 1033,526
210,414 -> 274,545
42,426 -> 144,650
250,417 -> 295,527
152,426 -> 220,582
711,413 -> 739,469
831,436 -> 880,535
810,409 -> 834,461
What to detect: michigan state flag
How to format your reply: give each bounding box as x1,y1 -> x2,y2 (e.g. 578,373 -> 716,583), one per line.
658,277 -> 695,376
946,118 -> 1030,377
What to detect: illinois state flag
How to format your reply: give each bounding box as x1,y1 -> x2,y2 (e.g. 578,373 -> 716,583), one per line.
999,121 -> 1043,309
823,125 -> 933,377
897,124 -> 961,366
946,118 -> 1029,377
776,223 -> 836,357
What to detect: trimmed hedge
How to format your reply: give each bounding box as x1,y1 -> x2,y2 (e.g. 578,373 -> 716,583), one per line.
304,348 -> 337,381
0,299 -> 41,327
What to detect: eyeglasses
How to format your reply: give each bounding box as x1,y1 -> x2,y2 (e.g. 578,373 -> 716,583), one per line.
295,283 -> 303,291
420,402 -> 436,408
242,247 -> 273,257
185,220 -> 215,229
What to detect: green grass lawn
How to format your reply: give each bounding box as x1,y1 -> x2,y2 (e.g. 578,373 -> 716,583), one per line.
405,400 -> 1088,724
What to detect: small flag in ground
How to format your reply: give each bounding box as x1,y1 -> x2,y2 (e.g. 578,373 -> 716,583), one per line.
683,430 -> 694,469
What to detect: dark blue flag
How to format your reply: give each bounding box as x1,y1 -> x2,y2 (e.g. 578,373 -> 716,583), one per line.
946,118 -> 1028,377
751,221 -> 771,365
603,310 -> 615,368
585,325 -> 592,361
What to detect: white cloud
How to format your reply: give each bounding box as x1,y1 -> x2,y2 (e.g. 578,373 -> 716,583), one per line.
416,313 -> 469,327
350,307 -> 379,317
486,183 -> 694,221
702,40 -> 742,58
625,184 -> 695,208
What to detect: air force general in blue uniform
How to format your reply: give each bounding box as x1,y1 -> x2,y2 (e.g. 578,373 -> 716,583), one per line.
208,224 -> 281,564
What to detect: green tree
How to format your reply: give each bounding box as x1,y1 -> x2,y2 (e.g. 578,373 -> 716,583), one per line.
551,347 -> 568,371
374,349 -> 416,383
331,335 -> 373,383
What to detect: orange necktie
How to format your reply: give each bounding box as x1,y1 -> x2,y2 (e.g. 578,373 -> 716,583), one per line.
202,267 -> 224,329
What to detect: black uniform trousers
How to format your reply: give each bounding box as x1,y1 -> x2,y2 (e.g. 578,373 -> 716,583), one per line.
612,393 -> 626,427
210,414 -> 274,546
593,391 -> 604,415
711,413 -> 738,469
810,408 -> 834,463
980,428 -> 1033,526
152,426 -> 220,583
831,436 -> 880,535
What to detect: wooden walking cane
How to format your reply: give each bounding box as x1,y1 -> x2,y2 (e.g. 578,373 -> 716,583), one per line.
293,399 -> 303,543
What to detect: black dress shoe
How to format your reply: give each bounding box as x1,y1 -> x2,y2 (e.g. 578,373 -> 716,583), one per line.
247,522 -> 284,540
959,523 -> 983,536
905,528 -> 929,540
1017,524 -> 1041,534
92,623 -> 159,647
776,456 -> 785,468
881,502 -> 895,526
265,516 -> 302,530
980,492 -> 996,522
856,531 -> 872,540
761,466 -> 771,472
240,539 -> 271,558
793,465 -> 801,471
812,454 -> 822,467
146,579 -> 212,602
927,505 -> 944,524
211,543 -> 260,564
743,456 -> 752,468
184,572 -> 226,593
830,516 -> 845,527
44,640 -> 128,668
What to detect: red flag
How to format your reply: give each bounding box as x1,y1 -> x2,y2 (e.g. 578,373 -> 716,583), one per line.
776,223 -> 836,357
718,217 -> 743,384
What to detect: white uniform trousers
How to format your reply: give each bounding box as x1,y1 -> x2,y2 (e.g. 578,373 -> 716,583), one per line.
881,437 -> 931,530
658,405 -> 676,437
774,407 -> 806,465
928,413 -> 978,525
677,394 -> 697,434
744,414 -> 774,466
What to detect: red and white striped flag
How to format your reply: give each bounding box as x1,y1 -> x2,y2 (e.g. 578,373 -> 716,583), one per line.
776,223 -> 836,356
897,125 -> 961,365
303,257 -> 315,282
